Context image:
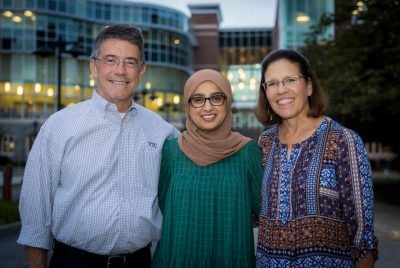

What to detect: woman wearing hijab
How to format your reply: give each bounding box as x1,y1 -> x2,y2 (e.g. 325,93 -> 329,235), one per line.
152,69 -> 263,268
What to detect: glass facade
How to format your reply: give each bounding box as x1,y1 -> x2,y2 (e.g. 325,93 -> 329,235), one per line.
277,0 -> 334,49
0,0 -> 194,116
219,29 -> 272,129
0,0 -> 275,163
219,30 -> 271,66
219,29 -> 272,106
0,0 -> 194,163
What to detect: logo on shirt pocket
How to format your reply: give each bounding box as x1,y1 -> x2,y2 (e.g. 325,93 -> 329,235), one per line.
148,141 -> 158,148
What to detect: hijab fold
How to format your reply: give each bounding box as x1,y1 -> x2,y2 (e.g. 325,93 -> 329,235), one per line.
179,69 -> 250,166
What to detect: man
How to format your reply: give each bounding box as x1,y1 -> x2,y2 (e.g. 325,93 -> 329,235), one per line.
18,24 -> 179,268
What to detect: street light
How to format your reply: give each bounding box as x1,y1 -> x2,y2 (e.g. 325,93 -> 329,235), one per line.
34,36 -> 85,110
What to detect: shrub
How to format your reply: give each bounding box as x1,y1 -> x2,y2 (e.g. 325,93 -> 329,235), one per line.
0,200 -> 19,224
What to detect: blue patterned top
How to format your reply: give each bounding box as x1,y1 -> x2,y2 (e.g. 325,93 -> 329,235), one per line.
256,117 -> 378,268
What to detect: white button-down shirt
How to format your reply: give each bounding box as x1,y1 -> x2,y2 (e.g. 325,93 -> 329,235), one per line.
18,91 -> 179,255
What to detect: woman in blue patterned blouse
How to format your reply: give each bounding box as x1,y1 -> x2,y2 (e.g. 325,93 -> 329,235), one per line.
254,49 -> 378,268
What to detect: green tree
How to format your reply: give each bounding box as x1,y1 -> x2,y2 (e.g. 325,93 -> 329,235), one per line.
300,0 -> 400,157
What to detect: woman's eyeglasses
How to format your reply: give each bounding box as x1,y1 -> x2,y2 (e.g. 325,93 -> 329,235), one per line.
188,94 -> 227,108
262,75 -> 305,90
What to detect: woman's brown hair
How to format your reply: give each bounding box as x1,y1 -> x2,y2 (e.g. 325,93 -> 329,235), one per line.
254,49 -> 328,126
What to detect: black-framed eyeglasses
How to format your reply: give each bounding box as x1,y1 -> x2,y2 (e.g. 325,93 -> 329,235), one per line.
92,55 -> 140,69
188,94 -> 227,108
262,75 -> 305,90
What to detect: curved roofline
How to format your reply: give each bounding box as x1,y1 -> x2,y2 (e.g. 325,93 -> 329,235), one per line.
120,0 -> 188,17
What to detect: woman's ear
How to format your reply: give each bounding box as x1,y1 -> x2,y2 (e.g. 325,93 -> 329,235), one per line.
307,80 -> 312,97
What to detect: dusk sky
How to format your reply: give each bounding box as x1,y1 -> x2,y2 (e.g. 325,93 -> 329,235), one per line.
126,0 -> 278,28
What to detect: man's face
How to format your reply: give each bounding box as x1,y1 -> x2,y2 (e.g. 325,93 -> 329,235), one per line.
90,38 -> 146,112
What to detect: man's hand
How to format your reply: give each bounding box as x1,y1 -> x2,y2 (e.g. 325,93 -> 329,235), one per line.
26,246 -> 47,268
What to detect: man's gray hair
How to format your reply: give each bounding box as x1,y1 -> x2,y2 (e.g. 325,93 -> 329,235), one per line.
91,24 -> 145,67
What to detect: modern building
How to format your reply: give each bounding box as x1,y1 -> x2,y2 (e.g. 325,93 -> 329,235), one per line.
219,28 -> 271,132
0,0 -> 272,164
274,0 -> 334,49
0,0 -> 195,163
188,4 -> 273,135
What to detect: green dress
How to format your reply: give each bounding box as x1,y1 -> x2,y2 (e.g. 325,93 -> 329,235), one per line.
152,138 -> 263,268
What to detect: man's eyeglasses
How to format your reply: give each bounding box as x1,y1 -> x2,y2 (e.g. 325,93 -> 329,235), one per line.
262,75 -> 305,90
188,94 -> 227,108
92,56 -> 140,69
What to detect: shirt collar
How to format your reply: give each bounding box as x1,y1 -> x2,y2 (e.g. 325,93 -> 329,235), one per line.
91,90 -> 136,114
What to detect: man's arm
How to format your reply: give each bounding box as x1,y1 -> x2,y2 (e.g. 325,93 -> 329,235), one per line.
18,121 -> 60,253
25,246 -> 47,268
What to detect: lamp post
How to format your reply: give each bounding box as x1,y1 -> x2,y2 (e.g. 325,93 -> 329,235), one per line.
158,100 -> 179,123
163,102 -> 172,122
141,88 -> 149,107
139,81 -> 152,107
34,36 -> 85,111
135,81 -> 158,107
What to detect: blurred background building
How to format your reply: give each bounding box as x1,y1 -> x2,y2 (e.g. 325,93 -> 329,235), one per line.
0,0 -> 196,163
274,0 -> 334,49
1,0 -> 339,164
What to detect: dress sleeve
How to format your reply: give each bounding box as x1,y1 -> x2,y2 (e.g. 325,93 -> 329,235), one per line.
339,130 -> 378,264
247,141 -> 264,217
158,140 -> 173,212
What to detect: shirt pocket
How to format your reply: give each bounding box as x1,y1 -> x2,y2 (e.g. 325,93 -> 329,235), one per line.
140,146 -> 161,191
319,165 -> 339,199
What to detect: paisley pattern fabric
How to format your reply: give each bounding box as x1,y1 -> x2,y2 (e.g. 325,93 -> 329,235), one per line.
256,118 -> 378,267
